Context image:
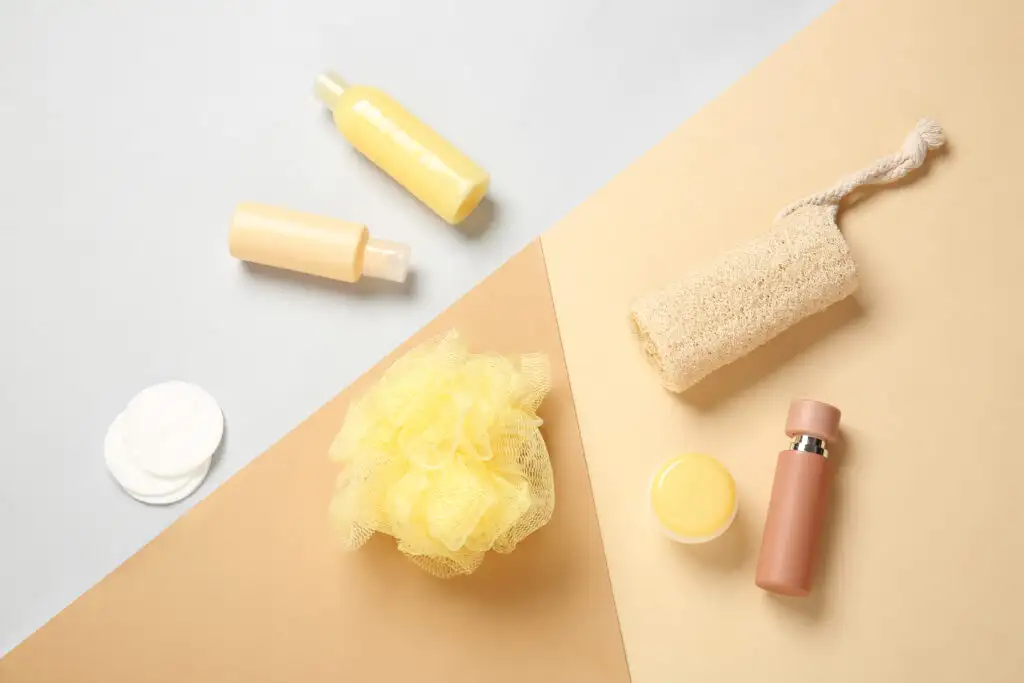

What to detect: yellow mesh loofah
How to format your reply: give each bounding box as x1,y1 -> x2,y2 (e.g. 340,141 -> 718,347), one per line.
328,330 -> 555,577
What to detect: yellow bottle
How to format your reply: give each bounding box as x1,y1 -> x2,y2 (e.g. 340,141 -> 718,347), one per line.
229,203 -> 411,284
315,72 -> 490,225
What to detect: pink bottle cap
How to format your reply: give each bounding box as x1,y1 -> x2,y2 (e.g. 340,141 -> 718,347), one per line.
785,399 -> 841,442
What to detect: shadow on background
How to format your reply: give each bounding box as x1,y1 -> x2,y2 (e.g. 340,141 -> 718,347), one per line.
675,507 -> 754,574
680,296 -> 865,410
455,197 -> 499,240
241,261 -> 417,298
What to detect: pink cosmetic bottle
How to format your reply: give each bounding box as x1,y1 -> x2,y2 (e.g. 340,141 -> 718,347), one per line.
755,399 -> 841,597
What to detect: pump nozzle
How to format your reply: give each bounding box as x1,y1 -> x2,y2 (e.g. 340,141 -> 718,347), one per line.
363,238 -> 411,284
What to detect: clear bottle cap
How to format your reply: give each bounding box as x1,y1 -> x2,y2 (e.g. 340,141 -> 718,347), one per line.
314,72 -> 348,112
363,238 -> 411,284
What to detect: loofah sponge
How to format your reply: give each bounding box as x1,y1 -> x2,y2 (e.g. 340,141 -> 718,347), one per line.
631,204 -> 859,392
328,331 -> 554,577
631,119 -> 945,393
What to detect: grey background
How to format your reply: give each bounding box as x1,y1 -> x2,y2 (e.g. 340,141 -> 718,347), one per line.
0,0 -> 832,654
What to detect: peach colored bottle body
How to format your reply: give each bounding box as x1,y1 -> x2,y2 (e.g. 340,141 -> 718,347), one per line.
228,203 -> 410,284
755,399 -> 841,597
755,449 -> 831,596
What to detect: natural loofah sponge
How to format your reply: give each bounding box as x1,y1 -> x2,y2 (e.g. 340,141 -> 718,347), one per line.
631,119 -> 945,393
631,204 -> 859,392
328,331 -> 554,577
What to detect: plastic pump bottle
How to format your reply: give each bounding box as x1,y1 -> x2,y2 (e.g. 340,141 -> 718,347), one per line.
229,203 -> 410,284
755,399 -> 841,597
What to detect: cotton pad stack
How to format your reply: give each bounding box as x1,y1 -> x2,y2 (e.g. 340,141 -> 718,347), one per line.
104,381 -> 224,505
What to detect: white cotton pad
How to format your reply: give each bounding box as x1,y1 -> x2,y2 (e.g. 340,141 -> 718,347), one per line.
124,456 -> 212,505
121,381 -> 224,477
104,411 -> 207,498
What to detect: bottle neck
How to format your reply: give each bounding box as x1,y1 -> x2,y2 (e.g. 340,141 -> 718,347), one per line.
790,434 -> 828,458
314,71 -> 349,112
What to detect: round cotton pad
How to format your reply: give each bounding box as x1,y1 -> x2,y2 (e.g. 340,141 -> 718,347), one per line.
121,381 -> 224,477
124,456 -> 212,505
104,411 -> 206,497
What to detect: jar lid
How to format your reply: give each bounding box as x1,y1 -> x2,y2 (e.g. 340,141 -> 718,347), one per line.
650,453 -> 737,543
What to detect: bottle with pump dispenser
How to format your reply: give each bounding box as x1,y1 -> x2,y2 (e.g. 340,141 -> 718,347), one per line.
755,399 -> 841,597
315,72 -> 490,225
229,203 -> 411,284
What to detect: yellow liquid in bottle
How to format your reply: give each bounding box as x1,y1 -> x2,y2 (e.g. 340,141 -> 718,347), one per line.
316,73 -> 489,225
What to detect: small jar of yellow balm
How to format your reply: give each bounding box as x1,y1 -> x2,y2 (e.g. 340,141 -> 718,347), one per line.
650,453 -> 737,543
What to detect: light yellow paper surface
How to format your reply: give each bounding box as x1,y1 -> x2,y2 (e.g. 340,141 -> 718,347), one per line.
543,0 -> 1024,680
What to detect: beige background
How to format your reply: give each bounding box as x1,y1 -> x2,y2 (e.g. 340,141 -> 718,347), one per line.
543,0 -> 1024,680
0,244 -> 630,683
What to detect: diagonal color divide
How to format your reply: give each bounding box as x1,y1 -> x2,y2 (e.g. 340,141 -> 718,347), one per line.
5,0 -> 1024,680
0,243 -> 630,683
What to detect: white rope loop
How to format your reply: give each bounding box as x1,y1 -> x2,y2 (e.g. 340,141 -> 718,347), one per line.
776,118 -> 945,221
